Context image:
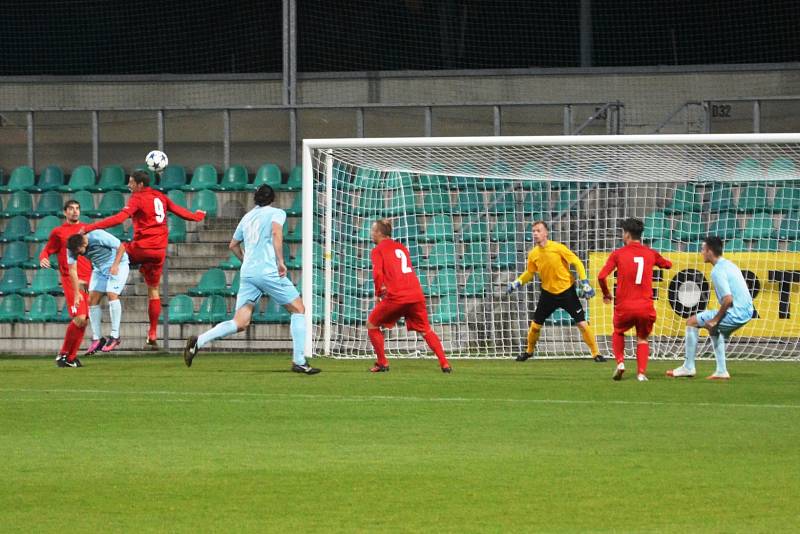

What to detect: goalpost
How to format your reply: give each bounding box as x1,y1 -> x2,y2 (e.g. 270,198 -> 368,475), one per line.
302,134 -> 800,361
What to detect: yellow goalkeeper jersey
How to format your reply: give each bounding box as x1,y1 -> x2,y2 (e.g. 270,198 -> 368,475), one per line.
515,240 -> 588,295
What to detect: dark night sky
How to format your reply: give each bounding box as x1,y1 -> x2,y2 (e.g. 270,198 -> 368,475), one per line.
0,0 -> 798,75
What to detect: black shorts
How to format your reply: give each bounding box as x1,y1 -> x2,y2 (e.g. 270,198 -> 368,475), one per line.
533,287 -> 585,325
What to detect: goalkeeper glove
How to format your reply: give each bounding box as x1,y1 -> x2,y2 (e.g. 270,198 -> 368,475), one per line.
507,280 -> 522,294
578,279 -> 595,299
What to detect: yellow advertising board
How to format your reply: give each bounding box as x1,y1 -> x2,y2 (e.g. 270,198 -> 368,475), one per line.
588,252 -> 800,337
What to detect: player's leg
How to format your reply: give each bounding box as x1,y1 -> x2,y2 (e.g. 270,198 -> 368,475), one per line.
668,313 -> 704,377
366,300 -> 404,371
140,257 -> 164,348
563,289 -> 604,362
517,292 -> 555,361
634,314 -> 656,381
283,296 -> 319,374
706,320 -> 745,380
101,263 -> 128,352
86,280 -> 107,355
611,313 -> 634,380
58,282 -> 89,367
405,301 -> 450,372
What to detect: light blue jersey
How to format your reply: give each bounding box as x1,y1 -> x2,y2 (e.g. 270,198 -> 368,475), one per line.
233,206 -> 287,278
68,230 -> 129,275
697,257 -> 754,329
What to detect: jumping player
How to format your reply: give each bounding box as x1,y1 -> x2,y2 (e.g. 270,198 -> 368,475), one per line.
82,170 -> 206,349
366,218 -> 451,373
40,200 -> 93,367
507,220 -> 606,363
598,218 -> 673,381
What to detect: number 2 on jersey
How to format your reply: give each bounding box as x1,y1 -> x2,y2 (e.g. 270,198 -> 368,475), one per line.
395,249 -> 413,274
154,198 -> 166,223
633,256 -> 644,284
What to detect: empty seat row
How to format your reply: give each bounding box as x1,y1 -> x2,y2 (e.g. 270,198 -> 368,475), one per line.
643,211 -> 800,241
668,183 -> 800,214
0,293 -> 70,323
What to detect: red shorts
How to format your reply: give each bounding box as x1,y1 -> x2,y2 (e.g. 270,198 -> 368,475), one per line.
368,299 -> 431,333
613,307 -> 657,339
61,276 -> 89,318
125,243 -> 166,287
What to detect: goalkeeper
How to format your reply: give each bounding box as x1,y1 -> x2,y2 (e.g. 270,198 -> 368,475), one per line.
507,221 -> 606,363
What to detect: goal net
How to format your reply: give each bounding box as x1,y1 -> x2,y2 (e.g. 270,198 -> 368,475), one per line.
302,134 -> 800,361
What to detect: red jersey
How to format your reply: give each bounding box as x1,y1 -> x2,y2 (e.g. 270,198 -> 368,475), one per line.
86,187 -> 204,250
598,241 -> 672,311
371,238 -> 425,304
40,222 -> 93,282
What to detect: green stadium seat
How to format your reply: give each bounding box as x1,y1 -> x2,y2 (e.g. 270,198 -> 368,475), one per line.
736,185 -> 768,213
25,216 -> 61,243
697,159 -> 726,182
0,216 -> 31,242
216,165 -> 249,191
286,245 -> 304,270
724,238 -> 747,252
767,158 -> 797,181
332,301 -> 364,325
106,224 -> 132,242
167,294 -> 195,323
674,213 -> 703,242
742,212 -> 776,239
223,272 -> 240,297
0,268 -> 27,294
259,298 -> 291,324
60,166 -> 96,192
464,270 -> 489,297
388,187 -> 418,216
71,190 -> 97,217
419,215 -> 454,243
492,215 -> 518,243
32,190 -> 63,218
550,161 -> 578,190
462,243 -> 489,268
642,211 -> 670,241
0,294 -> 25,322
421,191 -> 452,214
335,268 -> 360,296
285,166 -> 302,191
519,162 -> 548,191
772,185 -> 800,213
451,164 -> 478,190
29,165 -> 64,192
23,243 -> 55,269
167,189 -> 187,208
196,295 -> 228,323
19,267 -> 60,295
188,268 -> 228,296
167,215 -> 186,243
191,189 -> 218,217
421,242 -> 457,269
778,214 -> 800,240
283,221 -> 302,243
159,165 -> 187,191
353,189 -> 385,216
26,294 -> 59,322
415,172 -> 448,191
428,268 -> 458,296
1,190 -> 33,218
352,219 -> 373,242
522,191 -> 549,216
751,238 -> 779,251
546,308 -> 574,326
480,162 -> 510,191
493,242 -> 520,270
553,187 -> 579,213
459,215 -> 489,242
788,240 -> 800,252
182,164 -> 218,192
707,184 -> 734,212
647,238 -> 675,252
453,190 -> 484,214
392,215 -> 420,243
431,295 -> 463,324
2,166 -> 35,193
96,191 -> 126,217
0,242 -> 30,268
89,165 -> 128,192
404,240 -> 422,267
250,163 -> 283,191
665,184 -> 700,214
489,191 -> 516,214
353,168 -> 380,190
707,212 -> 740,239
284,193 -> 302,216
219,252 -> 242,270
734,158 -> 762,183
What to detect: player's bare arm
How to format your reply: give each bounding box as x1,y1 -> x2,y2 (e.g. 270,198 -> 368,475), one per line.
110,243 -> 126,276
272,221 -> 287,277
228,238 -> 244,262
69,263 -> 83,307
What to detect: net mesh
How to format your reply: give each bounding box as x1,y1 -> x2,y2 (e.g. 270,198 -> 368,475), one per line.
308,137 -> 800,360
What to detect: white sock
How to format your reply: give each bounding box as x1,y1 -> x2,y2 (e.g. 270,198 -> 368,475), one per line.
89,305 -> 102,340
684,326 -> 699,371
108,299 -> 122,339
710,333 -> 727,375
290,313 -> 306,366
197,320 -> 238,348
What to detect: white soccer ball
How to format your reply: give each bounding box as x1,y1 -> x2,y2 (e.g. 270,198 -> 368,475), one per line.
145,150 -> 169,173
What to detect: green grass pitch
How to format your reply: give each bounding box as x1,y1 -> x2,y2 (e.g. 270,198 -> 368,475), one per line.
1,354 -> 799,533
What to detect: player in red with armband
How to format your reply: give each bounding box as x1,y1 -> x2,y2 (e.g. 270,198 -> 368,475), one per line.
40,199 -> 93,367
83,170 -> 206,349
597,218 -> 672,382
365,219 -> 451,373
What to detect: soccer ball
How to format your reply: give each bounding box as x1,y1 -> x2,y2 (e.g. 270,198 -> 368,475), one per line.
145,150 -> 169,173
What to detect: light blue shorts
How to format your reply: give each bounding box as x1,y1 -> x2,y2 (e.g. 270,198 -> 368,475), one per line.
89,263 -> 130,296
696,309 -> 748,337
235,274 -> 300,311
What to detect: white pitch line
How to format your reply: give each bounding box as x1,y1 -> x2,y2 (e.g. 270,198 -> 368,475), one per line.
0,387 -> 798,410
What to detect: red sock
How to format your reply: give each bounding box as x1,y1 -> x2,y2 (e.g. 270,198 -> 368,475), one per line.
423,330 -> 449,368
636,342 -> 649,375
612,332 -> 625,364
59,322 -> 78,355
148,298 -> 161,341
67,324 -> 87,361
368,328 -> 388,366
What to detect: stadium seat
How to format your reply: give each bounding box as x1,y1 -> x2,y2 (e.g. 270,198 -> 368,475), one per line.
553,187 -> 579,213
519,161 -> 548,190
60,166 -> 96,192
335,268 -> 360,296
159,165 -> 187,191
167,215 -> 186,243
388,187 -> 418,216
0,294 -> 25,322
188,268 -> 228,296
259,298 -> 291,324
736,185 -> 768,213
427,268 -> 458,296
284,193 -> 302,216
32,190 -> 63,218
491,215 -> 518,242
216,165 -> 249,191
106,224 -> 132,242
353,189 -> 385,216
1,190 -> 33,218
190,189 -> 218,217
26,294 -> 59,322
167,294 -> 195,323
183,164 -> 218,192
392,216 -> 420,244
285,166 -> 302,191
31,165 -> 64,192
0,216 -> 31,242
453,190 -> 484,214
421,242 -> 457,269
724,238 -> 748,252
250,163 -> 283,191
415,172 -> 448,191
167,189 -> 187,208
522,191 -> 550,216
488,191 -> 516,214
451,164 -> 477,190
419,215 -> 454,243
493,242 -> 520,270
218,251 -> 242,270
771,185 -> 800,213
96,191 -> 126,216
2,166 -> 35,193
332,301 -> 363,325
223,272 -> 240,297
766,157 -> 797,181
431,295 -> 463,324
707,212 -> 740,239
195,295 -> 228,323
734,158 -> 763,183
89,165 -> 128,192
707,184 -> 734,212
0,268 -> 27,294
72,190 -> 97,216
353,168 -> 380,191
673,213 -> 703,242
642,212 -> 670,241
464,270 -> 489,296
25,216 -> 61,242
0,242 -> 30,268
284,220 -> 302,243
778,214 -> 800,240
751,238 -> 779,251
647,238 -> 674,252
788,240 -> 800,252
742,212 -> 776,239
19,267 -> 61,295
23,243 -> 55,269
459,215 -> 489,242
665,184 -> 700,214
462,243 -> 489,268
353,219 -> 373,242
420,191 -> 452,214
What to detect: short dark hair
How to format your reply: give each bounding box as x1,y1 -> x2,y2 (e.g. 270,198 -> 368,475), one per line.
374,218 -> 393,237
703,236 -> 724,257
532,220 -> 549,230
66,234 -> 85,257
64,199 -> 80,211
130,170 -> 151,187
620,217 -> 644,240
254,185 -> 275,206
